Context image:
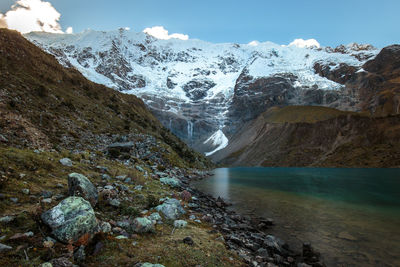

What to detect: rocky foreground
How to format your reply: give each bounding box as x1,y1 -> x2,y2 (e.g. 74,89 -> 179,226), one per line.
0,136 -> 322,267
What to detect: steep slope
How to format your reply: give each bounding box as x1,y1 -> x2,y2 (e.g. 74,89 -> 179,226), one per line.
0,29 -> 210,169
314,44 -> 400,117
25,29 -> 379,154
212,106 -> 400,167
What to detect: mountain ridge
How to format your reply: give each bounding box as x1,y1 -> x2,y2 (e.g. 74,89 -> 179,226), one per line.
24,28 -> 380,155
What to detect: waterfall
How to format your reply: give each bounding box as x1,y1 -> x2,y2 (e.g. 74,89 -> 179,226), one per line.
187,121 -> 193,139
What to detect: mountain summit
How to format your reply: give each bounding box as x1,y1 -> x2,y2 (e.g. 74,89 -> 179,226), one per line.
25,29 -> 380,155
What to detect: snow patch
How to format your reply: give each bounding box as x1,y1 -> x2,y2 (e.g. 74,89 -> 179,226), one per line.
204,130 -> 229,156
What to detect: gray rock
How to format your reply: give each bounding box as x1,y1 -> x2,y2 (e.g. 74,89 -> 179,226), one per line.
68,173 -> 98,206
0,216 -> 15,224
9,197 -> 18,203
135,165 -> 145,172
264,235 -> 283,253
41,197 -> 98,243
131,217 -> 155,233
22,188 -> 30,195
74,245 -> 86,262
0,243 -> 12,252
42,198 -> 52,204
59,158 -> 73,167
148,212 -> 162,222
109,199 -> 121,207
39,263 -> 53,267
96,166 -> 108,173
159,177 -> 180,187
97,221 -> 112,233
115,235 -> 128,239
134,185 -> 143,191
155,172 -> 167,177
116,220 -> 130,230
101,174 -> 112,181
173,220 -> 187,228
116,175 -> 127,181
41,191 -> 53,198
104,185 -> 114,190
155,198 -> 185,220
50,257 -> 73,267
124,177 -> 132,183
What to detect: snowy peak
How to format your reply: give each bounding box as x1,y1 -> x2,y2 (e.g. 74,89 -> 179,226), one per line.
24,29 -> 380,155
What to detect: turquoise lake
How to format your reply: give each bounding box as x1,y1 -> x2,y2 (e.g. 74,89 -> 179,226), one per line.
192,167 -> 400,267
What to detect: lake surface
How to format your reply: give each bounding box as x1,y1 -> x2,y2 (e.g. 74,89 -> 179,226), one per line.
192,168 -> 400,267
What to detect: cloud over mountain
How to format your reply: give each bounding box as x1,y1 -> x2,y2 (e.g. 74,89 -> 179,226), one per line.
0,0 -> 72,34
143,26 -> 189,40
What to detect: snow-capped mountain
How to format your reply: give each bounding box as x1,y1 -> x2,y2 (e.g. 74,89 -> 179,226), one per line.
25,28 -> 379,155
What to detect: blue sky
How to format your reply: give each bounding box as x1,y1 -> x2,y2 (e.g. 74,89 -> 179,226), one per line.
1,0 -> 399,47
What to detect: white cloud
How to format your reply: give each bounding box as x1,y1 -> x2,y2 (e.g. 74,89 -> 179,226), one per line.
288,38 -> 320,48
0,0 -> 72,34
143,26 -> 189,41
66,26 -> 73,34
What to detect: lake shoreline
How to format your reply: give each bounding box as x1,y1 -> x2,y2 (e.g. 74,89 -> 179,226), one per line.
184,170 -> 325,266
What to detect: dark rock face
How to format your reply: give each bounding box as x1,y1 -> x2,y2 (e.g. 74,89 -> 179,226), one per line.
228,72 -> 297,127
315,45 -> 400,116
182,79 -> 216,100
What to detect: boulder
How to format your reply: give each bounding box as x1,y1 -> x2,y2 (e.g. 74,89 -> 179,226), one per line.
107,142 -> 134,157
0,243 -> 12,252
155,198 -> 185,220
173,220 -> 187,228
59,158 -> 73,167
160,177 -> 180,187
131,217 -> 155,233
148,212 -> 162,222
68,173 -> 98,206
41,197 -> 98,243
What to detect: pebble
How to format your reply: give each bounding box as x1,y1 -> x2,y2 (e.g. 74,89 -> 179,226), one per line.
109,199 -> 120,207
9,197 -> 18,203
41,191 -> 53,198
42,198 -> 52,204
115,235 -> 128,239
173,220 -> 188,228
0,243 -> 12,252
0,216 -> 15,223
59,158 -> 73,167
101,174 -> 112,181
134,185 -> 143,191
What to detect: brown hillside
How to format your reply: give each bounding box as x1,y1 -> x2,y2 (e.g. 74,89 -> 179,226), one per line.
0,29 -> 209,168
214,106 -> 400,167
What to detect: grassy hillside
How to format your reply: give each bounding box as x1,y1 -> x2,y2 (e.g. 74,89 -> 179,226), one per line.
0,29 -> 210,169
214,106 -> 400,167
261,105 -> 360,123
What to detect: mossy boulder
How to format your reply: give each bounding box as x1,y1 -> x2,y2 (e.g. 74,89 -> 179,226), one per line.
41,197 -> 98,243
159,177 -> 180,187
68,173 -> 98,206
155,198 -> 185,220
131,217 -> 155,233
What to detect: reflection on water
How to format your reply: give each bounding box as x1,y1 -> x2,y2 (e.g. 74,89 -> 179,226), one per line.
192,167 -> 400,267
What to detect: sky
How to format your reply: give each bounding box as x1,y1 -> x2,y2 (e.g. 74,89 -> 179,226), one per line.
0,0 -> 399,47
